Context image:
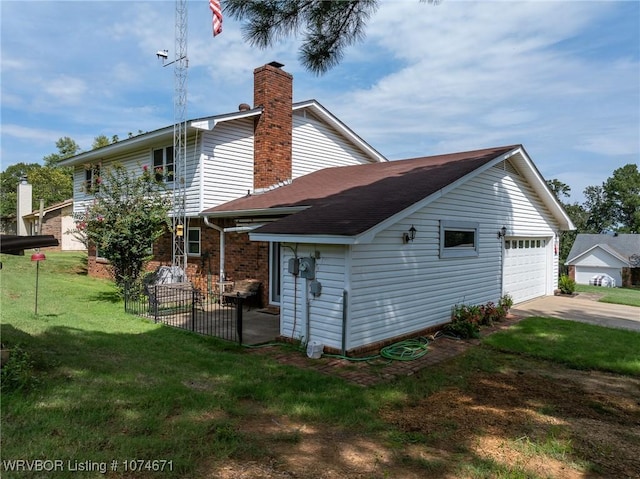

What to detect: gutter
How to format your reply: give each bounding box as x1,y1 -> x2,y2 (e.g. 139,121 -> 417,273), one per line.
203,216 -> 226,280
202,217 -> 267,280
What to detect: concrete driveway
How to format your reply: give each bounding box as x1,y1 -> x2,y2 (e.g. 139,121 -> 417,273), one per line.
511,294 -> 640,332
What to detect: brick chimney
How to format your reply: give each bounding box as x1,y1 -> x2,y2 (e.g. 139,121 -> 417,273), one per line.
253,62 -> 293,191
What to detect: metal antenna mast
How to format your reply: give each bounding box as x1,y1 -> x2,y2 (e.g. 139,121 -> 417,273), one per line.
172,0 -> 188,274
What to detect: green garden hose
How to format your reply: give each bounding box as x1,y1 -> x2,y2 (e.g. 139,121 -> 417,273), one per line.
379,337 -> 429,361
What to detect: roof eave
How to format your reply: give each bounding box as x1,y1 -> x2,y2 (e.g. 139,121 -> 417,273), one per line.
200,206 -> 309,219
59,109 -> 263,167
191,107 -> 263,130
566,244 -> 630,266
508,146 -> 576,231
249,232 -> 358,245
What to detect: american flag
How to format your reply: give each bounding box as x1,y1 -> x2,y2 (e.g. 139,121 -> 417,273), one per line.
210,0 -> 222,37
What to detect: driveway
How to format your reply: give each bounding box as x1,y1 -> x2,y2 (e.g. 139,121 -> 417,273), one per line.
511,294 -> 640,332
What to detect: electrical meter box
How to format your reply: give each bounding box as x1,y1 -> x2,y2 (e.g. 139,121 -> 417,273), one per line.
287,258 -> 299,275
309,280 -> 322,297
298,257 -> 315,279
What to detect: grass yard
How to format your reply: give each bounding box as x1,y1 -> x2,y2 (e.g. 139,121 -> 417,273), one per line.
576,283 -> 640,307
2,253 -> 639,478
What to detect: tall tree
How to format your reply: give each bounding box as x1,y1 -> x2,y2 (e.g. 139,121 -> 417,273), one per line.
228,0 -> 423,75
42,136 -> 80,166
546,178 -> 585,269
0,163 -> 73,217
92,135 -> 111,149
583,185 -> 613,233
73,164 -> 172,292
603,164 -> 640,233
546,179 -> 571,201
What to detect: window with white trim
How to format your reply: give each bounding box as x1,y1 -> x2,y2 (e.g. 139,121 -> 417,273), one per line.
152,146 -> 174,182
440,220 -> 479,258
187,227 -> 201,256
84,164 -> 101,193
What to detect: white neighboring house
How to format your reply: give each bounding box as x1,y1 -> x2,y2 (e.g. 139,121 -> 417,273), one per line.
59,62 -> 386,295
566,234 -> 640,288
202,145 -> 575,355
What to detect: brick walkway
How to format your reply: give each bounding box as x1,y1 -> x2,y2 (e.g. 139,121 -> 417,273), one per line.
245,315 -> 523,387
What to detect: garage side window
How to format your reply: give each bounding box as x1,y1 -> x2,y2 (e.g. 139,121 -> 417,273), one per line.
440,220 -> 479,258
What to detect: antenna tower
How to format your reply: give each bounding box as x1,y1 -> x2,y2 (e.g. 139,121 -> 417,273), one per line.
172,0 -> 188,273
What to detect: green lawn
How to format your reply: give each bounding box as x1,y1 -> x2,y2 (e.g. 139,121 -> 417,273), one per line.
2,252 -> 639,478
576,283 -> 640,307
483,317 -> 640,376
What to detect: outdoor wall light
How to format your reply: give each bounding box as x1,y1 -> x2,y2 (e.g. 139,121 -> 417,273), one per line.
497,226 -> 507,239
403,225 -> 417,244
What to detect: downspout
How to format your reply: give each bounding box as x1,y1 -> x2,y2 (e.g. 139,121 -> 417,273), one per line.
203,216 -> 225,280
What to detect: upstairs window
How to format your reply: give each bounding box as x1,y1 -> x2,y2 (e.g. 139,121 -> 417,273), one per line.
83,164 -> 101,193
152,146 -> 174,182
440,220 -> 479,258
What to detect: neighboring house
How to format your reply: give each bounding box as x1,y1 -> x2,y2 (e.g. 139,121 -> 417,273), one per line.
21,199 -> 86,252
59,62 -> 386,301
202,145 -> 575,355
566,234 -> 640,287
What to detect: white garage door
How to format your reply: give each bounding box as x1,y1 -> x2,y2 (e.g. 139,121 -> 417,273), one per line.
575,267 -> 621,287
503,238 -> 548,304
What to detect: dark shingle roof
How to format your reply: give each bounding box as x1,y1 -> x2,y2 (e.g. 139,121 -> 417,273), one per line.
202,145 -> 520,237
566,234 -> 640,264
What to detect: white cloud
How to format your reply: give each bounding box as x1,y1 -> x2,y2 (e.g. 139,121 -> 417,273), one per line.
43,76 -> 89,105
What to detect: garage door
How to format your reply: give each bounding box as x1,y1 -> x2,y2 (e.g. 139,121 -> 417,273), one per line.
575,267 -> 621,287
503,238 -> 548,304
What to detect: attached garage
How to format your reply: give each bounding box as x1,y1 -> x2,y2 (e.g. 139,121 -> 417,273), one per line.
503,237 -> 550,304
205,145 -> 575,355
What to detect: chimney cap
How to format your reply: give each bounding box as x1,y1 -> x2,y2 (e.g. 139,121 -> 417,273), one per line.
238,103 -> 251,111
268,61 -> 284,69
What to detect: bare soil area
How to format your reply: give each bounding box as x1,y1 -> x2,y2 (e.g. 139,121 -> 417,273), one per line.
201,364 -> 640,479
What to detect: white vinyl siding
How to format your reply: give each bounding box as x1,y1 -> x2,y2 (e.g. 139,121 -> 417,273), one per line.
200,119 -> 254,209
72,133 -> 202,217
280,244 -> 347,347
292,110 -> 375,178
344,160 -> 560,351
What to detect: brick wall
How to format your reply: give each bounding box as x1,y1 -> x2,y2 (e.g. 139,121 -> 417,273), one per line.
253,63 -> 293,190
39,209 -> 63,252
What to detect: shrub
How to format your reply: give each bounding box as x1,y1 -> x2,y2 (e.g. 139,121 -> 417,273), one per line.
498,294 -> 513,314
446,304 -> 481,339
445,295 -> 514,338
1,345 -> 38,393
558,275 -> 576,295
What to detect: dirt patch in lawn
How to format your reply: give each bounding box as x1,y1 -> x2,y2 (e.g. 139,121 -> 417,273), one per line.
200,365 -> 640,479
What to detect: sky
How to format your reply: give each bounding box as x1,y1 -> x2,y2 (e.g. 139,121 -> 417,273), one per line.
1,0 -> 638,203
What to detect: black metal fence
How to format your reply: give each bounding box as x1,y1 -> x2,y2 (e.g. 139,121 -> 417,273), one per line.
124,282 -> 244,343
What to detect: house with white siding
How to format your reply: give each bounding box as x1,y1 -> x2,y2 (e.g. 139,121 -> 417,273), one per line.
59,62 -> 386,298
566,234 -> 640,287
202,145 -> 575,355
